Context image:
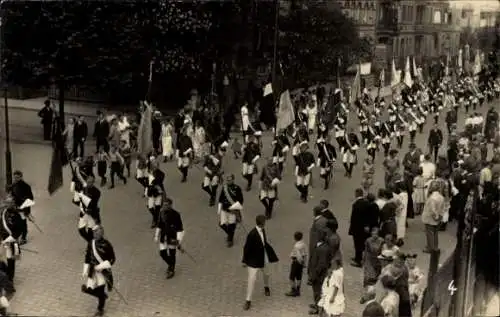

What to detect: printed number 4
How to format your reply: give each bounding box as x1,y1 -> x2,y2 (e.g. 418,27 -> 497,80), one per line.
448,280 -> 457,296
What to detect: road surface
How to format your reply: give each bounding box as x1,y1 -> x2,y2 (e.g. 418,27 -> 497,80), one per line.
5,102 -> 476,316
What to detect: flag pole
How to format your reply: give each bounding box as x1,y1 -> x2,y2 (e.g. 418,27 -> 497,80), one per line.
145,60 -> 154,103
271,0 -> 280,135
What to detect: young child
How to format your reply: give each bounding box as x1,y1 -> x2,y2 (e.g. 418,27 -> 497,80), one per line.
108,145 -> 127,189
285,231 -> 307,297
406,254 -> 425,308
412,167 -> 426,215
232,137 -> 242,159
95,146 -> 109,186
119,139 -> 132,177
378,233 -> 400,269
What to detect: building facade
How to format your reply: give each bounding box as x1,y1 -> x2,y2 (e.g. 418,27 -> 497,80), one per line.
376,0 -> 461,69
337,0 -> 378,43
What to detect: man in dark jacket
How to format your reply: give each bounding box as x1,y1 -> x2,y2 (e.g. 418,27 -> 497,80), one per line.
319,199 -> 338,231
445,108 -> 457,134
94,111 -> 110,152
427,123 -> 443,162
349,188 -> 370,267
38,99 -> 54,140
73,116 -> 88,158
308,230 -> 332,315
308,206 -> 328,278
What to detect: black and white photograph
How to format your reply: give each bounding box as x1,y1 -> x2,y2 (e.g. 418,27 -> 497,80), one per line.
0,0 -> 499,316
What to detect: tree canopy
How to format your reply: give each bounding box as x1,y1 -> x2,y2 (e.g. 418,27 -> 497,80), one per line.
1,1 -> 369,105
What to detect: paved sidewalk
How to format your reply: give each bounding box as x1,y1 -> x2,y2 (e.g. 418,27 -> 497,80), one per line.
3,85 -> 394,118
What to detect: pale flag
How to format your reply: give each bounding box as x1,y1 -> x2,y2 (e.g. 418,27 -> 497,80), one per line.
458,49 -> 463,69
473,50 -> 481,75
379,68 -> 385,87
349,66 -> 361,106
148,60 -> 153,82
445,53 -> 450,77
276,90 -> 295,131
137,101 -> 153,157
263,83 -> 273,97
390,59 -> 399,87
412,57 -> 418,78
404,56 -> 413,88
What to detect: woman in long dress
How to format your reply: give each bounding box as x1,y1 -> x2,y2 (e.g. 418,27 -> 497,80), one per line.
192,120 -> 206,161
394,182 -> 409,246
307,98 -> 318,134
384,149 -> 401,190
161,119 -> 174,162
318,257 -> 345,317
63,118 -> 75,157
362,227 -> 384,302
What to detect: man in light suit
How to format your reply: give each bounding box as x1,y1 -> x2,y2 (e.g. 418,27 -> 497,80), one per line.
242,215 -> 279,311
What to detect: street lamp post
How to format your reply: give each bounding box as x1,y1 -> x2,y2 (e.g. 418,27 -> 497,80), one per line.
0,13 -> 12,196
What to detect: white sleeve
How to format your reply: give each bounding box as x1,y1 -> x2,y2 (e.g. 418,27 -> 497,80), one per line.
176,231 -> 185,243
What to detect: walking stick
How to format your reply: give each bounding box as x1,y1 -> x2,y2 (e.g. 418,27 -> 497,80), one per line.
105,276 -> 128,305
27,215 -> 43,234
178,246 -> 197,264
20,247 -> 39,254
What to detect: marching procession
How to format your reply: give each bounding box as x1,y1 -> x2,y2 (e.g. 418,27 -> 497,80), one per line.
0,55 -> 499,317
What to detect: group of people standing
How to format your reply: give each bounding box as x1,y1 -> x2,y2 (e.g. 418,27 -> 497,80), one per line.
17,61 -> 500,317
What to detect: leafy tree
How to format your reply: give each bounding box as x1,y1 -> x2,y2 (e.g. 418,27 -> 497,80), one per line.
278,3 -> 370,86
2,1 -> 216,106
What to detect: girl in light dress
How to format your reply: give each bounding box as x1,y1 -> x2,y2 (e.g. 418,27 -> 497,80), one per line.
192,120 -> 206,161
317,257 -> 345,317
307,99 -> 318,134
378,234 -> 400,269
412,167 -> 426,215
394,183 -> 408,246
160,119 -> 174,162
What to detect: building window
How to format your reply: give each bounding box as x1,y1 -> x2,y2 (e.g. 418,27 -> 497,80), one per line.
461,9 -> 467,19
433,10 -> 441,24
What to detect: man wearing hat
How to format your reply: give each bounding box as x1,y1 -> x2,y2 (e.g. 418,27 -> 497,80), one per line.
81,226 -> 116,317
316,136 -> 337,190
259,158 -> 281,219
295,142 -> 315,202
218,174 -> 244,247
202,143 -> 224,206
240,103 -> 251,144
242,133 -> 261,191
154,198 -> 184,279
271,130 -> 290,176
340,127 -> 361,178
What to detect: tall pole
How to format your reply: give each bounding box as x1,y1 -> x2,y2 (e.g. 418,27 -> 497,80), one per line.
0,10 -> 13,196
271,0 -> 279,97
